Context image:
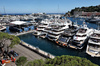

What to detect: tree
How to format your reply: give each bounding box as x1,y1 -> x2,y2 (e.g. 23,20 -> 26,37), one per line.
16,56 -> 27,66
26,55 -> 98,66
0,32 -> 20,48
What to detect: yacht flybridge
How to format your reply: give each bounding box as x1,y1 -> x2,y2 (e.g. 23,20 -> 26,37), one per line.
86,30 -> 100,57
69,23 -> 94,49
32,19 -> 51,36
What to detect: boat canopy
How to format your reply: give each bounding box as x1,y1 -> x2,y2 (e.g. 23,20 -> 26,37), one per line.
10,21 -> 27,25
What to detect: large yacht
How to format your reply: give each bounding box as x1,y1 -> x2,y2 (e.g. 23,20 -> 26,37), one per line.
56,25 -> 79,47
69,23 -> 94,49
86,30 -> 100,57
47,19 -> 72,41
32,19 -> 51,36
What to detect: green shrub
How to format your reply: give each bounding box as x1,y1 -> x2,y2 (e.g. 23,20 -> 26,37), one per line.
16,56 -> 27,66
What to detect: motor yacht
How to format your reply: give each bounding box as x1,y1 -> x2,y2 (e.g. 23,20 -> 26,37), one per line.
56,25 -> 78,47
47,19 -> 72,41
86,30 -> 100,57
69,23 -> 94,49
32,19 -> 51,36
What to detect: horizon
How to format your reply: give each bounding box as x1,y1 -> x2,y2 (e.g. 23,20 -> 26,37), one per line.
0,0 -> 100,14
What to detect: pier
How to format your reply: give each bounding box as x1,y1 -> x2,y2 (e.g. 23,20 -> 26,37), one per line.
20,41 -> 55,59
10,30 -> 35,36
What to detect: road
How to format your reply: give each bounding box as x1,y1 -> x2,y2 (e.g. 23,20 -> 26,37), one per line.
6,44 -> 45,66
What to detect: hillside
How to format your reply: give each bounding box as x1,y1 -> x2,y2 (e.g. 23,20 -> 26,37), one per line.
69,5 -> 100,15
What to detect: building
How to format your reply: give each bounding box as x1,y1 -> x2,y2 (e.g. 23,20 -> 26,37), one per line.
74,11 -> 100,17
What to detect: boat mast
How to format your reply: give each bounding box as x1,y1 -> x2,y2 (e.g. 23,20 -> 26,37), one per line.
3,6 -> 6,15
97,22 -> 100,30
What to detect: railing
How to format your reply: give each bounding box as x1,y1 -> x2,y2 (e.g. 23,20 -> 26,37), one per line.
20,40 -> 55,59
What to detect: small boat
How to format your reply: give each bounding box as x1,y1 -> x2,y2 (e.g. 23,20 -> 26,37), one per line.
39,33 -> 47,38
32,30 -> 41,36
0,26 -> 6,31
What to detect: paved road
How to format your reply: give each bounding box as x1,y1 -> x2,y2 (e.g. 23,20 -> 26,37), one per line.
6,44 -> 45,66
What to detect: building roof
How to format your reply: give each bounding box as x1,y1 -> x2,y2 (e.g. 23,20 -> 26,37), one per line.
10,21 -> 27,25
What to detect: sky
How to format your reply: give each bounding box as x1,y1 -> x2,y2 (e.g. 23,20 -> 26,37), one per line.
0,0 -> 100,14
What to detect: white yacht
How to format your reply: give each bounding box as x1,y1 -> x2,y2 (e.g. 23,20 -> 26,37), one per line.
47,19 -> 72,41
86,30 -> 100,57
56,25 -> 79,47
69,23 -> 94,49
32,19 -> 51,36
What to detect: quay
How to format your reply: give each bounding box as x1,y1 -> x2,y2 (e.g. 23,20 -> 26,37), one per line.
20,41 -> 55,59
10,30 -> 35,36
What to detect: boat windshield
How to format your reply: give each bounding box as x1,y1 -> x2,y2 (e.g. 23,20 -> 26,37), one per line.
75,34 -> 86,37
91,33 -> 100,37
59,37 -> 68,42
78,28 -> 87,33
90,38 -> 100,43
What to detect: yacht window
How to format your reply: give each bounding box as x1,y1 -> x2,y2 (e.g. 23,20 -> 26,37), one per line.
76,34 -> 86,37
67,21 -> 70,23
90,38 -> 100,43
78,28 -> 87,33
89,43 -> 100,49
92,33 -> 100,37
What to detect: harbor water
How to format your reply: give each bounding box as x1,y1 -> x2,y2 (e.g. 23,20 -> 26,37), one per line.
18,17 -> 100,65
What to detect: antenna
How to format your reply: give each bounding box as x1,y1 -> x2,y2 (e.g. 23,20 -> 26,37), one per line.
58,4 -> 59,14
3,6 -> 6,15
98,22 -> 100,30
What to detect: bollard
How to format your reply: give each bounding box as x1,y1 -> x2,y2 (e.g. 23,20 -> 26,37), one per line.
47,53 -> 50,58
36,47 -> 39,52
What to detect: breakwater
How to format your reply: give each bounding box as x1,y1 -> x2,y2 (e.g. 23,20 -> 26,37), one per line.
20,40 -> 55,59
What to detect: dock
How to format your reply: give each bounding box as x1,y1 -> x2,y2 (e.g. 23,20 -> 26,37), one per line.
10,30 -> 35,36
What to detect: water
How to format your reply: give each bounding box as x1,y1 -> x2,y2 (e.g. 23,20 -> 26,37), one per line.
18,17 -> 100,65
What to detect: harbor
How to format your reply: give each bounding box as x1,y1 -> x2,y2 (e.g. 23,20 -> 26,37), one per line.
16,17 -> 100,65
1,0 -> 100,66
0,14 -> 100,65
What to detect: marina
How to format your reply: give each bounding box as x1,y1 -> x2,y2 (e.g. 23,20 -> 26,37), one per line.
17,17 -> 100,65
1,13 -> 100,65
1,0 -> 100,66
